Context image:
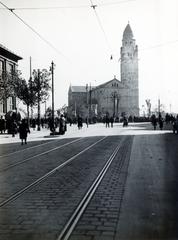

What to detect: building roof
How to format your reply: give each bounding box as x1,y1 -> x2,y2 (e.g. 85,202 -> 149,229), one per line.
70,77 -> 125,93
70,85 -> 96,93
0,44 -> 22,62
95,77 -> 124,89
70,86 -> 87,93
123,23 -> 134,40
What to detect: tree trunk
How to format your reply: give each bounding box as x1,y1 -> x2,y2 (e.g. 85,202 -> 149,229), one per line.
27,105 -> 30,127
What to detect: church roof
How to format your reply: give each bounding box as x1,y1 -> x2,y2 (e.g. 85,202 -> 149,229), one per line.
123,23 -> 134,39
70,77 -> 125,93
70,85 -> 96,93
95,77 -> 124,89
70,86 -> 87,92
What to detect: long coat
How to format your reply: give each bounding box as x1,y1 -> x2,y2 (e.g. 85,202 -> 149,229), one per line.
19,122 -> 29,139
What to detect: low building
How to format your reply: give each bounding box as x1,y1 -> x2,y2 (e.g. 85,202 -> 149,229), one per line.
0,44 -> 22,116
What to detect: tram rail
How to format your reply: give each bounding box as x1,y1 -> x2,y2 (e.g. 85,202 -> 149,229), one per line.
0,138 -> 82,172
57,142 -> 123,240
0,136 -> 107,208
0,139 -> 57,158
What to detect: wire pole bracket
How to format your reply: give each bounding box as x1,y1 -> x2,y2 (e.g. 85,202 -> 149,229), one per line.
91,4 -> 97,10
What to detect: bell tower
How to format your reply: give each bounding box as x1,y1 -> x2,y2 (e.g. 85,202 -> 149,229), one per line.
120,23 -> 139,116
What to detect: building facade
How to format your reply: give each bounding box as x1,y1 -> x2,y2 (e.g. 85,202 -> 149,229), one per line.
0,44 -> 22,116
68,23 -> 139,119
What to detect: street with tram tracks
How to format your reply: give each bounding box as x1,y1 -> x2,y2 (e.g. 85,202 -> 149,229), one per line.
0,122 -> 178,240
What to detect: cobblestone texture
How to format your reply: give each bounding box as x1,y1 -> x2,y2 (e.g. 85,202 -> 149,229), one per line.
69,136 -> 133,240
0,136 -> 124,240
0,137 -> 101,203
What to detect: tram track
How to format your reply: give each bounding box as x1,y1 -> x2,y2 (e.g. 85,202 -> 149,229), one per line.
0,136 -> 107,207
0,138 -> 82,172
0,135 -> 132,240
57,141 -> 123,240
0,139 -> 55,158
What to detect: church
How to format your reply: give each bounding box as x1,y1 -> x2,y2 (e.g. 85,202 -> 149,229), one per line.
68,23 -> 139,120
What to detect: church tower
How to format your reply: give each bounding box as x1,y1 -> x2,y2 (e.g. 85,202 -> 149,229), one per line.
120,23 -> 139,116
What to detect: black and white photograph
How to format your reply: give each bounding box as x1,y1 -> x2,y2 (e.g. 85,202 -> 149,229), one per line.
0,0 -> 178,239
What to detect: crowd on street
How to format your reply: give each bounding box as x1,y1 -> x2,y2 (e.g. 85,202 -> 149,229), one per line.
0,112 -> 178,145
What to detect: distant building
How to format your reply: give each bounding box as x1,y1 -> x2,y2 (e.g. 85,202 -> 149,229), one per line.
0,44 -> 22,116
68,23 -> 139,119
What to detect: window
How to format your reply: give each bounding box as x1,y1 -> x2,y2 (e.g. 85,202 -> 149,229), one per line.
0,60 -> 4,75
12,96 -> 16,110
9,63 -> 14,74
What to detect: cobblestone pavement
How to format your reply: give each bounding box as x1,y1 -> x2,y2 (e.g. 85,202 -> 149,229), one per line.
0,137 -> 102,203
0,122 -> 177,240
69,136 -> 133,240
0,135 -> 127,240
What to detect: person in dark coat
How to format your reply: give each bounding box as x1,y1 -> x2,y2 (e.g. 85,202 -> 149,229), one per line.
59,115 -> 66,135
11,120 -> 17,137
110,116 -> 114,128
151,114 -> 157,130
105,115 -> 110,128
159,118 -> 163,130
123,117 -> 128,127
32,118 -> 36,130
0,116 -> 5,134
19,119 -> 29,145
77,116 -> 83,130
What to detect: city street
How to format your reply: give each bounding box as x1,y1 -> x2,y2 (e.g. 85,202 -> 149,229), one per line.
0,122 -> 177,240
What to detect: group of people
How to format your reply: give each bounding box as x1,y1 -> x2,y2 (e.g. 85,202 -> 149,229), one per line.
151,114 -> 164,130
150,113 -> 178,133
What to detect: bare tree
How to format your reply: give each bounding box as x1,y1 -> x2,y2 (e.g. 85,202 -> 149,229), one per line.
32,69 -> 51,130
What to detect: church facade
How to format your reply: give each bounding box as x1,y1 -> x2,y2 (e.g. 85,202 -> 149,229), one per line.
68,23 -> 139,119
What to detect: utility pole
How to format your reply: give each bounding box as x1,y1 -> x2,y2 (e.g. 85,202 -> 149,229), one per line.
29,56 -> 33,124
51,61 -> 55,134
37,69 -> 41,131
89,83 -> 92,121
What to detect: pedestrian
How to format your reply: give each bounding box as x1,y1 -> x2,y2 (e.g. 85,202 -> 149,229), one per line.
32,118 -> 36,130
77,116 -> 83,129
110,116 -> 114,128
0,116 -> 5,134
159,118 -> 163,130
123,117 -> 128,127
105,115 -> 110,128
175,115 -> 178,134
19,119 -> 30,145
86,117 -> 89,128
151,114 -> 157,130
59,115 -> 66,135
11,120 -> 17,137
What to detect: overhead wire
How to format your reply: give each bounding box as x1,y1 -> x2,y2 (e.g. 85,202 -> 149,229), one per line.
0,1 -> 70,62
89,0 -> 113,60
140,39 -> 178,52
1,0 -> 178,58
0,0 -> 137,10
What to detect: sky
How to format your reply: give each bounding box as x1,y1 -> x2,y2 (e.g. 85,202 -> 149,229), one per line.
1,0 -> 178,115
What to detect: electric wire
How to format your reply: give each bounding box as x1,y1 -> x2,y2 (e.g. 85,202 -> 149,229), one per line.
89,0 -> 113,59
140,39 -> 178,52
1,1 -> 177,56
0,0 -> 136,10
0,1 -> 70,61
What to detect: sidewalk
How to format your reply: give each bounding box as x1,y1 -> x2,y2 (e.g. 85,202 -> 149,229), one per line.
115,131 -> 178,240
0,122 -> 173,145
0,123 -> 104,144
